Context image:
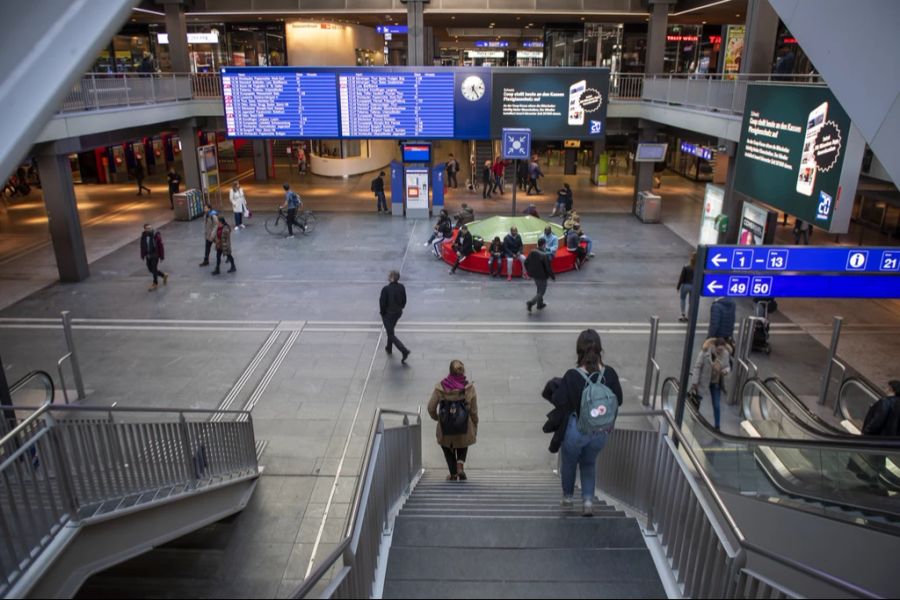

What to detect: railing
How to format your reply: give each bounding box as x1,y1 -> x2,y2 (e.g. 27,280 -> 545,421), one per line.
57,73 -> 207,113
293,408 -> 421,599
8,371 -> 55,407
839,378 -> 882,430
642,316 -> 661,407
0,402 -> 259,597
609,72 -> 644,100
598,409 -> 880,599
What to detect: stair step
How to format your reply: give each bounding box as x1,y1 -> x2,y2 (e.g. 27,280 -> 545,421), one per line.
392,516 -> 645,549
382,580 -> 667,599
399,508 -> 626,518
402,501 -> 608,509
385,547 -> 661,583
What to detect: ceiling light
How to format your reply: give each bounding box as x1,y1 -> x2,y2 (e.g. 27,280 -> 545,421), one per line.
581,17 -> 585,21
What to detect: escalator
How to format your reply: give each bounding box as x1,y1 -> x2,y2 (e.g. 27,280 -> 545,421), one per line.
661,377 -> 900,534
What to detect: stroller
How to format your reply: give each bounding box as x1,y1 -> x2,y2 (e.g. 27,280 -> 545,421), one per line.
750,297 -> 776,355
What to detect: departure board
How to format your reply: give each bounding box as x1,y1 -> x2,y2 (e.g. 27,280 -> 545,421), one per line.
338,72 -> 455,138
222,70 -> 339,138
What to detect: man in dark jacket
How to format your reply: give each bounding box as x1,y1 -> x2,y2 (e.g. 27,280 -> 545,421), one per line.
134,161 -> 151,196
863,381 -> 900,437
708,297 -> 737,341
525,238 -> 555,313
379,270 -> 410,364
140,224 -> 167,291
503,226 -> 528,281
166,168 -> 181,209
371,171 -> 387,213
454,203 -> 475,227
449,225 -> 474,274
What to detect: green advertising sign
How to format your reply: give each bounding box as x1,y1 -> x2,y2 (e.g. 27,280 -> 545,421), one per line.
734,84 -> 852,230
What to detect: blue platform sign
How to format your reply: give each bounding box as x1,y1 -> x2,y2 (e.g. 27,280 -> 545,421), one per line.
705,246 -> 900,274
502,128 -> 531,160
376,25 -> 408,34
702,273 -> 900,299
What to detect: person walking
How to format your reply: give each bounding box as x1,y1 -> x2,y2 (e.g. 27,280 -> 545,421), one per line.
861,380 -> 900,474
454,203 -> 475,227
525,238 -> 555,313
296,145 -> 307,174
446,154 -> 459,189
212,215 -> 236,275
380,270 -> 410,364
134,161 -> 151,196
140,224 -> 167,291
491,157 -> 505,195
677,254 -> 696,322
481,160 -> 492,199
793,218 -> 811,245
427,360 -> 478,481
229,181 -> 248,230
371,171 -> 388,213
503,226 -> 528,281
281,183 -> 305,238
199,206 -> 217,267
708,297 -> 737,342
551,183 -> 573,217
517,159 -> 529,191
166,167 -> 181,209
689,337 -> 733,431
548,329 -> 622,515
449,224 -> 474,274
526,154 -> 544,195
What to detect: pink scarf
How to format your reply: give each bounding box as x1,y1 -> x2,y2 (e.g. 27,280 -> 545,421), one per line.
441,373 -> 467,391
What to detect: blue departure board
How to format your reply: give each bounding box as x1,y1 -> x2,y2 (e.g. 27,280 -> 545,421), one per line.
338,72 -> 455,138
222,70 -> 339,138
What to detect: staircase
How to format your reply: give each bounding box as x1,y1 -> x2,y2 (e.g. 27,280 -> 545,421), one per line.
382,470 -> 667,599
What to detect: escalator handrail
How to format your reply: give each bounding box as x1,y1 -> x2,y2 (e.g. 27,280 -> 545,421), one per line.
8,370 -> 55,405
660,377 -> 900,451
762,376 -> 846,435
838,377 -> 883,424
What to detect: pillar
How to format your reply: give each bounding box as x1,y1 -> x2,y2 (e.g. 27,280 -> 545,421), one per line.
719,140 -> 742,243
161,1 -> 190,73
405,0 -> 427,66
741,0 -> 780,75
252,139 -> 269,182
178,120 -> 201,192
645,0 -> 674,75
37,152 -> 89,282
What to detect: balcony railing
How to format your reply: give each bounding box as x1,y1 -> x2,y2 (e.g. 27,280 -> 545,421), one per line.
57,73 -> 219,113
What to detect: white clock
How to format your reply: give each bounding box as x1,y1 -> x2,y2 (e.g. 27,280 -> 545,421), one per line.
461,75 -> 485,101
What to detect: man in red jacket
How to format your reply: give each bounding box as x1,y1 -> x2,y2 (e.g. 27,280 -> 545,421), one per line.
140,224 -> 168,291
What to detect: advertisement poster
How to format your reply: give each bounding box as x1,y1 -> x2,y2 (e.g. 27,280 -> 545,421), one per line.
490,67 -> 610,139
699,184 -> 725,245
734,84 -> 852,230
723,25 -> 744,79
738,202 -> 770,245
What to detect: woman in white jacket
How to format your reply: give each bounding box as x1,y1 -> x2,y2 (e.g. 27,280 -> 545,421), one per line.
229,182 -> 248,230
689,337 -> 732,431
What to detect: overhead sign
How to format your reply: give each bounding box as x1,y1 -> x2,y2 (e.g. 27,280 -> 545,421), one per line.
702,273 -> 900,299
466,51 -> 505,58
517,50 -> 544,58
376,25 -> 408,34
490,68 -> 610,140
522,41 -> 544,48
680,142 -> 714,161
157,32 -> 220,44
475,41 -> 509,48
705,246 -> 900,274
502,128 -> 531,160
734,84 -> 853,231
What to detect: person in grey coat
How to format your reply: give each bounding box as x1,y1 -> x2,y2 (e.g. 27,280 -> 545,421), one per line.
689,337 -> 733,430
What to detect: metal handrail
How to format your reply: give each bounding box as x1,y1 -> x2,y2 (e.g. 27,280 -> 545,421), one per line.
763,376 -> 846,435
0,401 -> 52,449
4,403 -> 253,416
293,408 -> 422,599
8,370 -> 55,405
838,377 -> 882,424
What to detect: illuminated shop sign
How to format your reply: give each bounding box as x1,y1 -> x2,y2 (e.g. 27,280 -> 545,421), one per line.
475,41 -> 510,47
157,32 -> 220,44
681,142 -> 714,161
522,41 -> 544,48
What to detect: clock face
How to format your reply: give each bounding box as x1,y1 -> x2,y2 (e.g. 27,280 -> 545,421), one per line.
461,75 -> 485,101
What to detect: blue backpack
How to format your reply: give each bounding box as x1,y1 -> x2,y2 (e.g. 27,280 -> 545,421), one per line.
576,367 -> 618,434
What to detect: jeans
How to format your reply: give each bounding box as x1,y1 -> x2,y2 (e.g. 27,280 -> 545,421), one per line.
204,239 -> 213,262
679,284 -> 693,315
491,174 -> 504,194
234,211 -> 243,228
709,383 -> 722,429
216,249 -> 235,271
488,254 -> 502,275
376,191 -> 387,212
447,171 -> 457,188
529,278 -> 548,307
794,230 -> 809,245
581,235 -> 593,255
560,415 -> 609,499
382,313 -> 409,354
506,254 -> 526,277
145,256 -> 165,284
441,446 -> 468,475
286,208 -> 303,235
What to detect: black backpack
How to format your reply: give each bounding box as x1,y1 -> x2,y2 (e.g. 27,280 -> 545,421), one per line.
439,398 -> 469,436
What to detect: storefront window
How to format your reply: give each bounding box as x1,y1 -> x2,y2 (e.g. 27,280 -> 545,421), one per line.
544,25 -> 585,67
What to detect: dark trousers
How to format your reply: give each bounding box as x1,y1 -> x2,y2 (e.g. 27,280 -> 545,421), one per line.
216,249 -> 235,270
234,212 -> 243,227
441,446 -> 468,475
286,208 -> 303,235
529,278 -> 549,307
482,177 -> 492,198
168,187 -> 177,208
448,171 -> 457,188
145,256 -> 164,284
376,191 -> 387,212
204,239 -> 213,262
491,174 -> 504,194
382,313 -> 409,354
136,178 -> 151,195
452,252 -> 470,273
527,177 -> 540,195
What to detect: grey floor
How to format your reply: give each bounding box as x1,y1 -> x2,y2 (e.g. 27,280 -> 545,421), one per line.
3,208 -> 898,598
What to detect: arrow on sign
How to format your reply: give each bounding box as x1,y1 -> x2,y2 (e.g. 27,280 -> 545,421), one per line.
711,253 -> 727,267
707,281 -> 723,294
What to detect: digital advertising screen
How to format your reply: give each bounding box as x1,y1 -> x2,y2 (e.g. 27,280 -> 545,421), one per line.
734,84 -> 852,231
490,68 -> 610,140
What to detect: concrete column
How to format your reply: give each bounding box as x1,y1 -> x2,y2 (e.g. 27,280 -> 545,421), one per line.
405,0 -> 426,66
37,153 -> 89,282
645,0 -> 674,74
162,1 -> 190,73
632,122 -> 659,213
741,0 -> 780,75
252,140 -> 269,182
719,140 -> 743,243
178,120 -> 201,192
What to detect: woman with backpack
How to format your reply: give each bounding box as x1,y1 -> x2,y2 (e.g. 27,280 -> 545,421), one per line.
547,329 -> 622,516
427,360 -> 478,481
689,337 -> 733,431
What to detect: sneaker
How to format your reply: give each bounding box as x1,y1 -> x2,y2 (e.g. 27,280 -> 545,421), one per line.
286,235 -> 295,239
424,242 -> 430,247
448,268 -> 455,274
560,496 -> 574,507
583,498 -> 593,517
162,273 -> 168,286
507,274 -> 512,281
678,315 -> 688,322
526,301 -> 534,313
148,283 -> 158,291
589,253 -> 595,258
401,350 -> 410,365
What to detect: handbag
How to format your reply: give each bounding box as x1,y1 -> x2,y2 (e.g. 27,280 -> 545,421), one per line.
244,207 -> 251,219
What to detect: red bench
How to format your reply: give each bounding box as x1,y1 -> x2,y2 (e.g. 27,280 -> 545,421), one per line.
439,231 -> 585,275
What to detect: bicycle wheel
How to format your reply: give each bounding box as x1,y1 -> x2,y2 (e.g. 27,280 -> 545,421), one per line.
265,214 -> 286,236
301,212 -> 316,234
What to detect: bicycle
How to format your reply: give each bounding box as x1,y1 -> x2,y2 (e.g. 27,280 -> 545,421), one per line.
265,206 -> 317,236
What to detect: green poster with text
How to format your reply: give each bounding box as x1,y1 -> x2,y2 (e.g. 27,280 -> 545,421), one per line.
734,84 -> 851,230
